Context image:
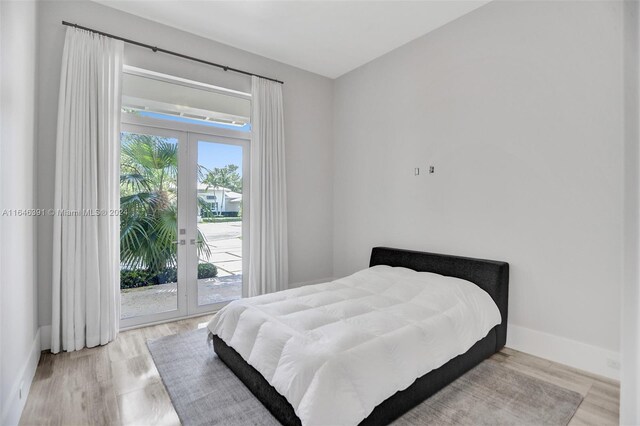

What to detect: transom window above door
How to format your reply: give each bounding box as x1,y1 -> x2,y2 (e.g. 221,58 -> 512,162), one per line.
122,66 -> 251,131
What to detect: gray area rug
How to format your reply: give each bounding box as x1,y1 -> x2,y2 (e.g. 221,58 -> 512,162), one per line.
148,329 -> 583,426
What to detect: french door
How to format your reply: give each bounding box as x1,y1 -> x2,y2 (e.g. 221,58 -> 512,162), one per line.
119,122 -> 249,328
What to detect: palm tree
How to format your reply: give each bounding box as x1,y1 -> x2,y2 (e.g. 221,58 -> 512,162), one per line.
120,133 -> 211,278
202,164 -> 241,215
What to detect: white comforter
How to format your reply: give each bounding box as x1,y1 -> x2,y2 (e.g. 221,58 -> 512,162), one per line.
208,266 -> 501,426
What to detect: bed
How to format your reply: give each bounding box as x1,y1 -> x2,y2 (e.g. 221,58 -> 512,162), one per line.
209,247 -> 509,426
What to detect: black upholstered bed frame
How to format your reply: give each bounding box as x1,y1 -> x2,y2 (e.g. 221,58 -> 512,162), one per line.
212,247 -> 509,426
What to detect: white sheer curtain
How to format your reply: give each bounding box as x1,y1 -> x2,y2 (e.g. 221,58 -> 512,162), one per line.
51,28 -> 123,353
248,76 -> 288,296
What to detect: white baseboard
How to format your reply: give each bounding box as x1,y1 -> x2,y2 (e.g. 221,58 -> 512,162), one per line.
40,325 -> 51,351
507,323 -> 620,381
1,328 -> 41,426
289,277 -> 334,289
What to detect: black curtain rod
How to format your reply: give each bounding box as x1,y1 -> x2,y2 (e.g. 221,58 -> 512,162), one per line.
62,21 -> 284,85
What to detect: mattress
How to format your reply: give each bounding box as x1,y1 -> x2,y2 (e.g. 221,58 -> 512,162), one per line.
208,265 -> 502,426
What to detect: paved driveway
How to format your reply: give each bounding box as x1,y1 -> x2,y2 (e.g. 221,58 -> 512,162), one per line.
199,221 -> 242,276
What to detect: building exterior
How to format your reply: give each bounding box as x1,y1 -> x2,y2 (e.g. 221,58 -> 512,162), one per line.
197,184 -> 242,219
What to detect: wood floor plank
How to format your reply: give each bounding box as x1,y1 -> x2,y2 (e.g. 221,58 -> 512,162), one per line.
579,391 -> 620,423
116,382 -> 180,426
588,380 -> 621,406
20,315 -> 620,425
110,353 -> 162,396
501,356 -> 593,396
107,330 -> 149,363
569,401 -> 619,426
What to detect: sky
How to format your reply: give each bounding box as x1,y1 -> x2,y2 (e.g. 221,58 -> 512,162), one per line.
198,141 -> 242,177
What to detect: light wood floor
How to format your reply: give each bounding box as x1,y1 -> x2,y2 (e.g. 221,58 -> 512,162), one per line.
20,315 -> 620,426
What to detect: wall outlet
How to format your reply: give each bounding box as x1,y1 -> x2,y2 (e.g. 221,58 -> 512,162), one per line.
606,358 -> 620,370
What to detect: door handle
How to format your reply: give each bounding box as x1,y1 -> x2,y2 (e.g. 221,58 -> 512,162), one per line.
172,240 -> 186,245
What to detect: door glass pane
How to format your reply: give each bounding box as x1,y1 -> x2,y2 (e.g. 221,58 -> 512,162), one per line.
196,141 -> 243,306
120,131 -> 179,319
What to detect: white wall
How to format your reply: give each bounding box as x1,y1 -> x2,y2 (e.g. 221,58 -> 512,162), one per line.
333,1 -> 623,379
0,1 -> 40,424
36,0 -> 334,331
622,0 -> 640,423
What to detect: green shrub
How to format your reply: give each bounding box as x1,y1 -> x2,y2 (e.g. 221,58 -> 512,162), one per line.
121,264 -> 216,289
198,263 -> 218,279
120,269 -> 153,289
201,216 -> 242,223
157,267 -> 177,284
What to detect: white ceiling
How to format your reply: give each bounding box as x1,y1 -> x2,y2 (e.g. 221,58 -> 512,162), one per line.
94,1 -> 490,79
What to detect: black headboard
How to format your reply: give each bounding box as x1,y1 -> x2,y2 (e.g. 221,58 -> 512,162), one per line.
370,247 -> 509,350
